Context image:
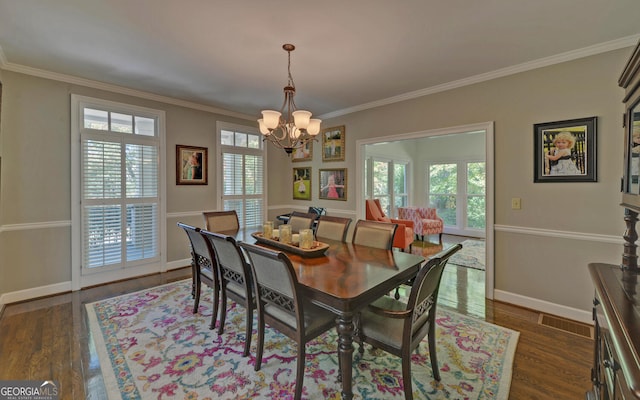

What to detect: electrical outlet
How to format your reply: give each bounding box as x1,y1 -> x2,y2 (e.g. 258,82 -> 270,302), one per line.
511,197 -> 521,210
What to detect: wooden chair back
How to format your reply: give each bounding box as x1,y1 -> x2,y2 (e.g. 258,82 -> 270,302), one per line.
315,215 -> 352,242
288,211 -> 316,233
176,222 -> 219,324
202,210 -> 239,232
352,219 -> 397,250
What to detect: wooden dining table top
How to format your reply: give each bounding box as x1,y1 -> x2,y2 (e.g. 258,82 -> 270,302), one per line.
228,227 -> 426,313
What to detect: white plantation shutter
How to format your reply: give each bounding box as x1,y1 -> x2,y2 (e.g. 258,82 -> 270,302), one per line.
219,124 -> 265,228
80,106 -> 160,270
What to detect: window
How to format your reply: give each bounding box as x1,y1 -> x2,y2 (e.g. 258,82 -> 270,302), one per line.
75,97 -> 163,274
366,157 -> 409,217
428,161 -> 485,234
218,123 -> 265,228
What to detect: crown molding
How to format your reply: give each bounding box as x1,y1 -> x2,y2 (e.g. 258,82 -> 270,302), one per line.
0,47 -> 254,121
3,35 -> 639,122
320,34 -> 640,120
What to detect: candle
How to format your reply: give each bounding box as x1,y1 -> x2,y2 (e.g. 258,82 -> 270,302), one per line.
279,225 -> 292,244
300,229 -> 314,249
263,221 -> 273,239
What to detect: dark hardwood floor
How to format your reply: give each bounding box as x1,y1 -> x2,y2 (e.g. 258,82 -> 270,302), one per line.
0,234 -> 593,399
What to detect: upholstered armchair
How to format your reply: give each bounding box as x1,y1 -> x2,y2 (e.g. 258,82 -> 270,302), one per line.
365,199 -> 415,251
398,206 -> 444,243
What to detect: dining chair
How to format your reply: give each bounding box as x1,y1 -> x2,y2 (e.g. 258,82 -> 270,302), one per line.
177,222 -> 220,329
287,211 -> 316,233
239,242 -> 338,400
201,229 -> 255,357
315,215 -> 352,242
356,243 -> 462,400
351,219 -> 398,250
202,210 -> 240,232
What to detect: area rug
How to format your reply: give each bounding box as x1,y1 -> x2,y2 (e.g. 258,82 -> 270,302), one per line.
86,279 -> 518,399
448,240 -> 485,271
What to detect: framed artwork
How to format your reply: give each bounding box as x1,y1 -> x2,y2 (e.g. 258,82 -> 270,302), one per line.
293,167 -> 312,200
292,141 -> 313,162
534,116 -> 597,183
319,168 -> 347,201
321,125 -> 345,161
176,145 -> 208,185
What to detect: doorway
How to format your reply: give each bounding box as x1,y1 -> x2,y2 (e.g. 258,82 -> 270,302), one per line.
356,122 -> 494,299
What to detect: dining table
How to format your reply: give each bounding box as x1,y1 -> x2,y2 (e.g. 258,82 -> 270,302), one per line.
227,227 -> 426,400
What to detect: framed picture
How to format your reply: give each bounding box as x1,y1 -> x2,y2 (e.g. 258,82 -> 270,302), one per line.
293,167 -> 312,200
176,145 -> 208,185
534,116 -> 597,183
321,125 -> 345,161
292,141 -> 313,162
319,168 -> 347,200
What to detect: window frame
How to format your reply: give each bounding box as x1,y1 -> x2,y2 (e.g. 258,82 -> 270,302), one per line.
71,95 -> 166,290
427,159 -> 485,236
216,121 -> 266,229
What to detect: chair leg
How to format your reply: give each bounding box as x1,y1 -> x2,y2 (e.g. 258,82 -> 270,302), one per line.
217,290 -> 228,335
209,282 -> 220,330
254,315 -> 265,372
428,320 -> 440,381
191,255 -> 196,298
294,346 -> 306,400
438,232 -> 443,244
401,352 -> 414,400
243,304 -> 253,357
193,276 -> 201,314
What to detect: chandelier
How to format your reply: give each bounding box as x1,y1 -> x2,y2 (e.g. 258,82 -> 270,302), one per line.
258,44 -> 321,154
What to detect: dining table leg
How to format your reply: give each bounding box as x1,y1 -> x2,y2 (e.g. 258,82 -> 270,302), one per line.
337,312 -> 355,400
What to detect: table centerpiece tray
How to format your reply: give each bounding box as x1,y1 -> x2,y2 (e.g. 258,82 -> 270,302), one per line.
251,232 -> 329,258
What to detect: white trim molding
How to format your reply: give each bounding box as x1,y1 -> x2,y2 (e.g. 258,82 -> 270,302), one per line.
494,289 -> 592,325
0,281 -> 72,305
494,224 -> 621,244
1,220 -> 71,232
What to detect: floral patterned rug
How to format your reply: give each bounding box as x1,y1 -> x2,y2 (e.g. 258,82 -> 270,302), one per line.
447,240 -> 485,271
86,279 -> 518,399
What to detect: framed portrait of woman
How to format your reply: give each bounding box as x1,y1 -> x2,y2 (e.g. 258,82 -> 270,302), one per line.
176,145 -> 208,185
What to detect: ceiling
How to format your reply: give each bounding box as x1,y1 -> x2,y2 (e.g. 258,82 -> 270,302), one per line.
1,0 -> 640,121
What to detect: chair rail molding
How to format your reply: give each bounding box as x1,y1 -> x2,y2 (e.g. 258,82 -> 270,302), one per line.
494,224 -> 621,244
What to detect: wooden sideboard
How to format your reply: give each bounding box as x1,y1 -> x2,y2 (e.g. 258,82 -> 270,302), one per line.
589,263 -> 640,399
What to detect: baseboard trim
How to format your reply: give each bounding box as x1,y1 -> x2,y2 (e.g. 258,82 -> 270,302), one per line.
494,289 -> 592,325
0,281 -> 72,305
167,259 -> 190,271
